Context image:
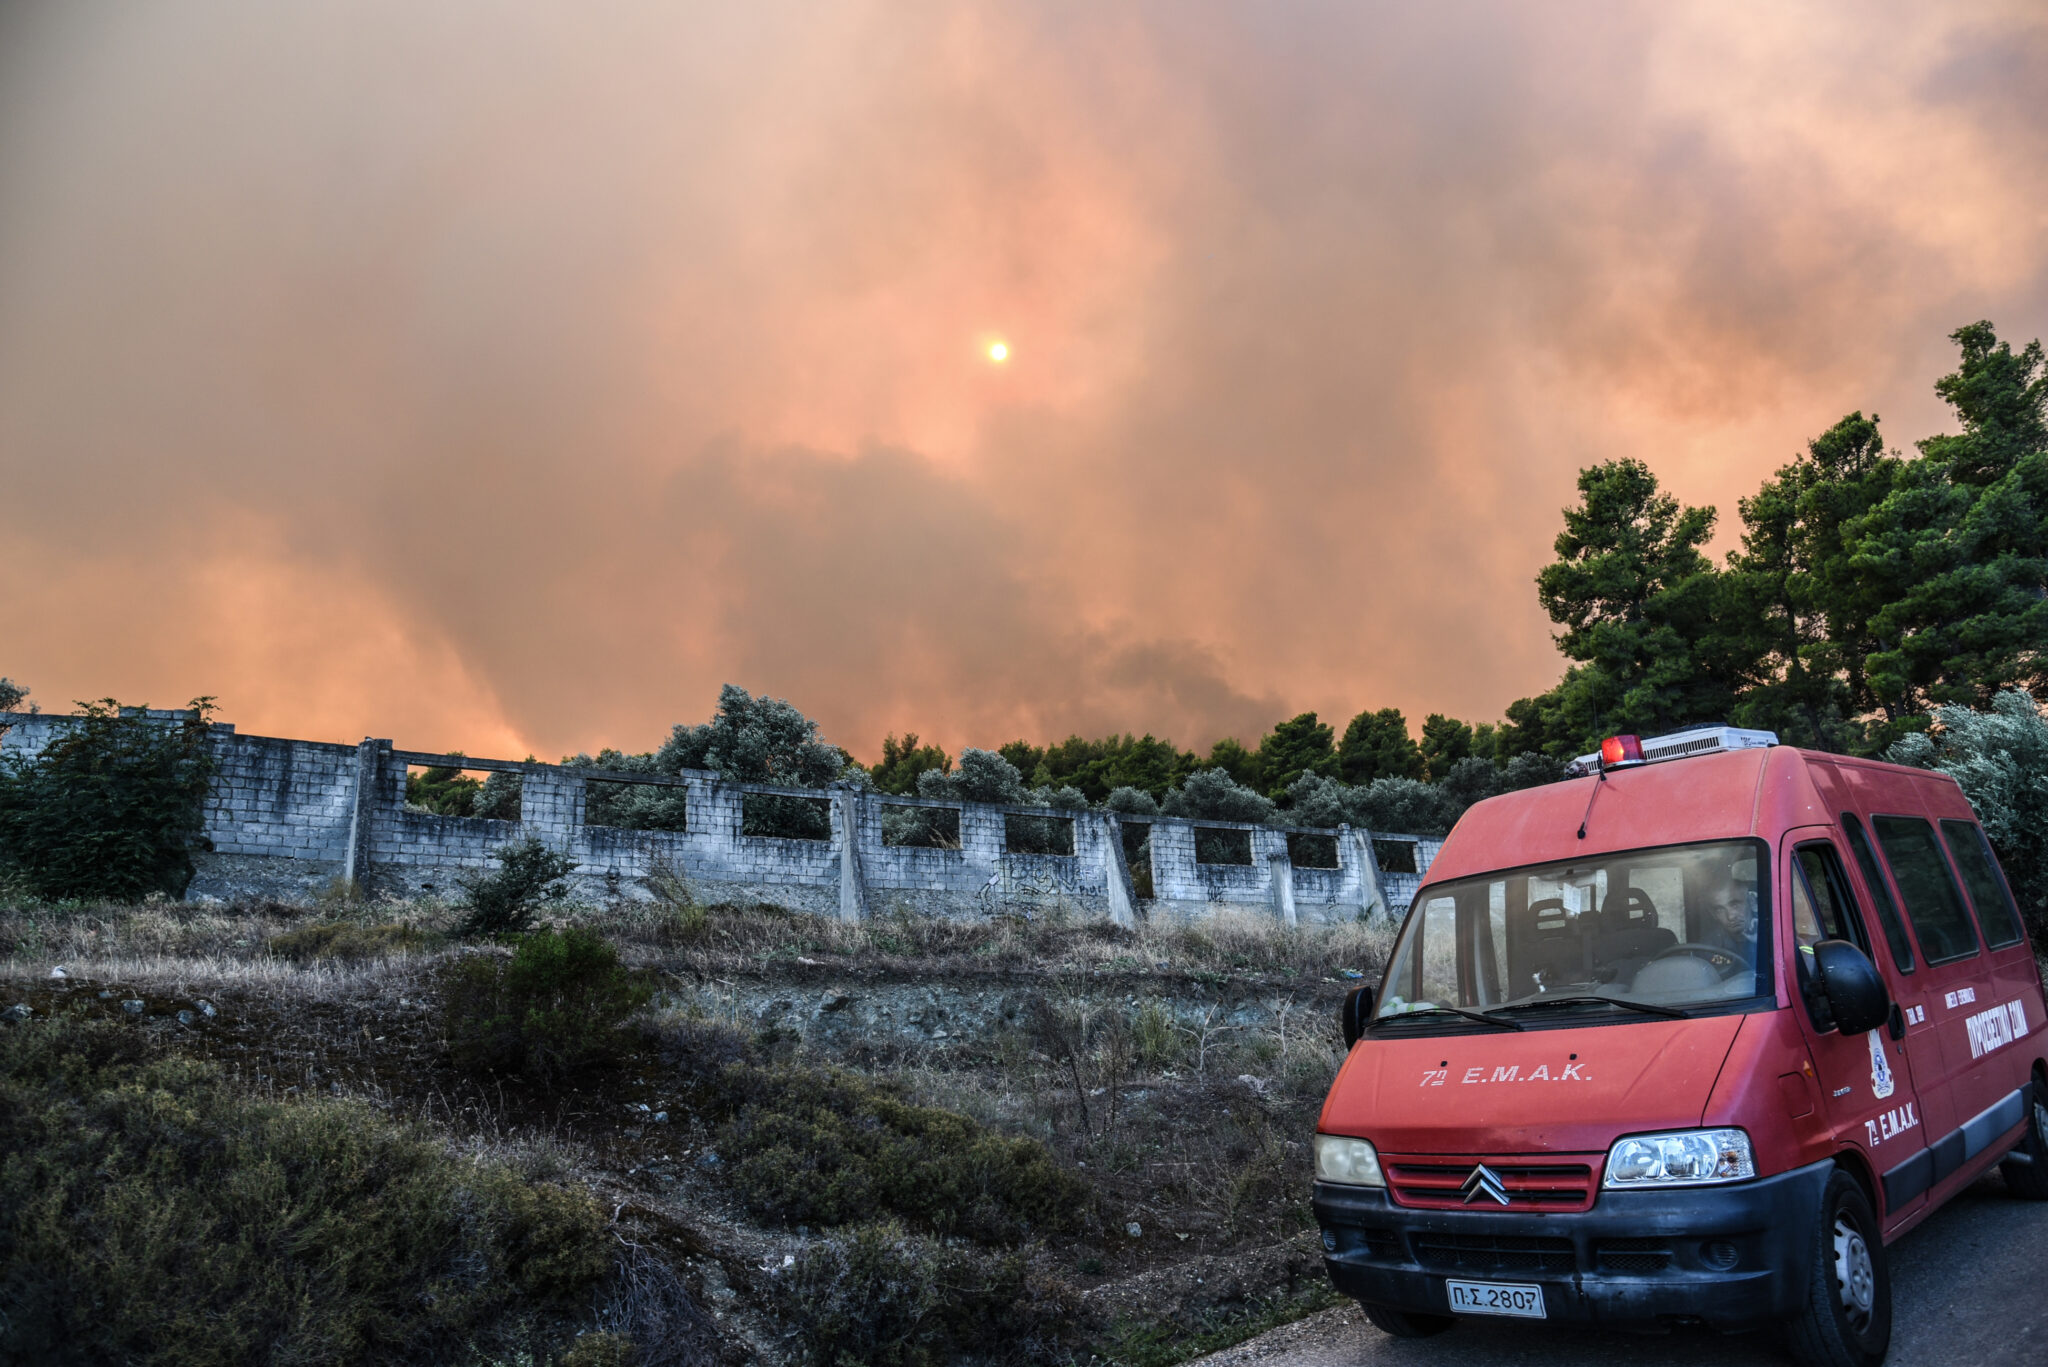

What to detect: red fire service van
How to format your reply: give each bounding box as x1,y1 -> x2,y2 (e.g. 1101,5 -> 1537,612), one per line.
1313,726 -> 2048,1367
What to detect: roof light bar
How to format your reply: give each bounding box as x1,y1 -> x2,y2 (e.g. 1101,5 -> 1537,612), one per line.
1600,734 -> 1645,767
1566,725 -> 1777,777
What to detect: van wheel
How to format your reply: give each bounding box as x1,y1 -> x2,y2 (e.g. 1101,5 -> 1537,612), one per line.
2001,1084 -> 2048,1200
1782,1170 -> 1891,1367
1360,1301 -> 1454,1338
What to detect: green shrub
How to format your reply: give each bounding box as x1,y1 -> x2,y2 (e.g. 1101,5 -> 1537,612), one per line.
645,858 -> 709,941
458,839 -> 576,938
444,927 -> 654,1086
0,699 -> 217,901
783,1220 -> 1077,1367
718,1064 -> 1088,1243
1132,1000 -> 1182,1070
269,920 -> 434,964
0,1016 -> 608,1366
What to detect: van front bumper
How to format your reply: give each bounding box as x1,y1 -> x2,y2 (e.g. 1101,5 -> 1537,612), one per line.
1313,1157 -> 1833,1332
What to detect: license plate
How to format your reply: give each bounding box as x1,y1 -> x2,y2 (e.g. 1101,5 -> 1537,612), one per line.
1445,1279 -> 1546,1318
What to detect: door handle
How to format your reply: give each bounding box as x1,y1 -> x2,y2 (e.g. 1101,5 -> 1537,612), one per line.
1887,1003 -> 1906,1041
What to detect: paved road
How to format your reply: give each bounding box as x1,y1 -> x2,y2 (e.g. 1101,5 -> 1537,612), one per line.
1193,1172 -> 2048,1367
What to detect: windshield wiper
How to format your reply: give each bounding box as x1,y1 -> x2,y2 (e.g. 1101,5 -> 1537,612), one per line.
1485,995 -> 1691,1020
1374,1005 -> 1525,1031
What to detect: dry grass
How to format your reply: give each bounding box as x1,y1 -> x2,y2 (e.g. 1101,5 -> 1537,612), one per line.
0,950 -> 425,1002
618,899 -> 1395,983
1,895 -> 1395,992
1,898 -> 442,961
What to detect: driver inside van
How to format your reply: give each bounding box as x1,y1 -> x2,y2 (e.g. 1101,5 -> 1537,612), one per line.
1699,878 -> 1757,958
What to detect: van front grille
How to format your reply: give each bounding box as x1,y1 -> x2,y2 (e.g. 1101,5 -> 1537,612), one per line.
1382,1154 -> 1598,1212
1355,1227 -> 1404,1261
1411,1232 -> 1576,1275
1596,1237 -> 1672,1272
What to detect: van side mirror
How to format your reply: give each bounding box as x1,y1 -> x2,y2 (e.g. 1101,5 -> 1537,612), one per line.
1340,985 -> 1375,1048
1812,940 -> 1889,1036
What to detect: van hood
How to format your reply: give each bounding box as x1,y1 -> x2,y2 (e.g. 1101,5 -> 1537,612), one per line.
1317,1015 -> 1746,1157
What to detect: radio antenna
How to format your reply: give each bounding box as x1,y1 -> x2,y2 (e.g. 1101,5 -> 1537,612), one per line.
1575,762 -> 1606,840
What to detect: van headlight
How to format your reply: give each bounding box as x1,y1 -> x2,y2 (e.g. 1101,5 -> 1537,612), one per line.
1314,1134 -> 1385,1187
1603,1129 -> 1755,1188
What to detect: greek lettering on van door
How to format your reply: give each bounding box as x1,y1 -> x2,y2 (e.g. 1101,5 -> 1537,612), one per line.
1963,999 -> 2029,1059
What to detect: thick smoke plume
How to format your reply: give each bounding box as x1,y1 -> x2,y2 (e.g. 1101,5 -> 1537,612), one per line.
2,1 -> 2044,759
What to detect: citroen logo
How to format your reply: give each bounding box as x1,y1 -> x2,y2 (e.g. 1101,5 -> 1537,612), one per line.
1460,1163 -> 1511,1206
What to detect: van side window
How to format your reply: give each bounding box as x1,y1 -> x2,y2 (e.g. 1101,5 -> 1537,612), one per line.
1792,844 -> 1869,951
1790,844 -> 1875,1032
1842,814 -> 1913,972
1939,820 -> 2025,949
1788,848 -> 1863,1031
1789,870 -> 1826,949
1871,815 -> 1981,964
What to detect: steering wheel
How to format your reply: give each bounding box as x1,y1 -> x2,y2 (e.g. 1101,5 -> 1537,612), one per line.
1646,942 -> 1750,978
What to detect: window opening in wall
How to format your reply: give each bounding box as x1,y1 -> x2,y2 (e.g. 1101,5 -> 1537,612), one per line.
1195,826 -> 1253,866
882,803 -> 961,849
585,779 -> 688,833
1120,821 -> 1154,899
1372,839 -> 1419,874
405,763 -> 520,821
1288,831 -> 1339,869
1004,812 -> 1075,856
742,792 -> 832,841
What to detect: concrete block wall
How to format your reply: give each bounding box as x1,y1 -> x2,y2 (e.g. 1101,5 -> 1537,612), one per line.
0,712 -> 1439,923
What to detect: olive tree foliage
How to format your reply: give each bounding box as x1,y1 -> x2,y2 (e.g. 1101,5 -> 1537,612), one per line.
0,677 -> 30,714
1284,772 -> 1461,837
1102,786 -> 1160,816
1888,688 -> 2048,936
1033,784 -> 1089,811
651,684 -> 852,787
917,748 -> 1029,806
565,685 -> 859,834
1160,767 -> 1277,824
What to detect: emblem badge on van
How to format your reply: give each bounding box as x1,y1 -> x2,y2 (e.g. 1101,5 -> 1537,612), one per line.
1867,1031 -> 1894,1100
1460,1164 -> 1511,1206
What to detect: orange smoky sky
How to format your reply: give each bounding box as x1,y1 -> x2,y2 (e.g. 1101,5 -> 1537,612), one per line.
2,1 -> 2046,764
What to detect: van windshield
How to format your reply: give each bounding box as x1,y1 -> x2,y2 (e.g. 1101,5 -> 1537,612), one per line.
1374,839 -> 1773,1031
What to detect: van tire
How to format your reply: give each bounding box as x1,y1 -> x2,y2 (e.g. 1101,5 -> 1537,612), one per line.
2001,1082 -> 2048,1200
1782,1170 -> 1891,1367
1359,1301 -> 1454,1338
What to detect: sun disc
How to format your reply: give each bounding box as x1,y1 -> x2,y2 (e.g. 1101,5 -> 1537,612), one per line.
987,341 -> 1009,363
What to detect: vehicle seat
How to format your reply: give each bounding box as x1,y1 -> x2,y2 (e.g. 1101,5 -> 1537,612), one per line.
1593,896 -> 1676,964
1528,897 -> 1590,986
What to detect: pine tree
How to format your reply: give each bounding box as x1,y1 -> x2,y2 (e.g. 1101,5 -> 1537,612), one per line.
1337,708 -> 1425,783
